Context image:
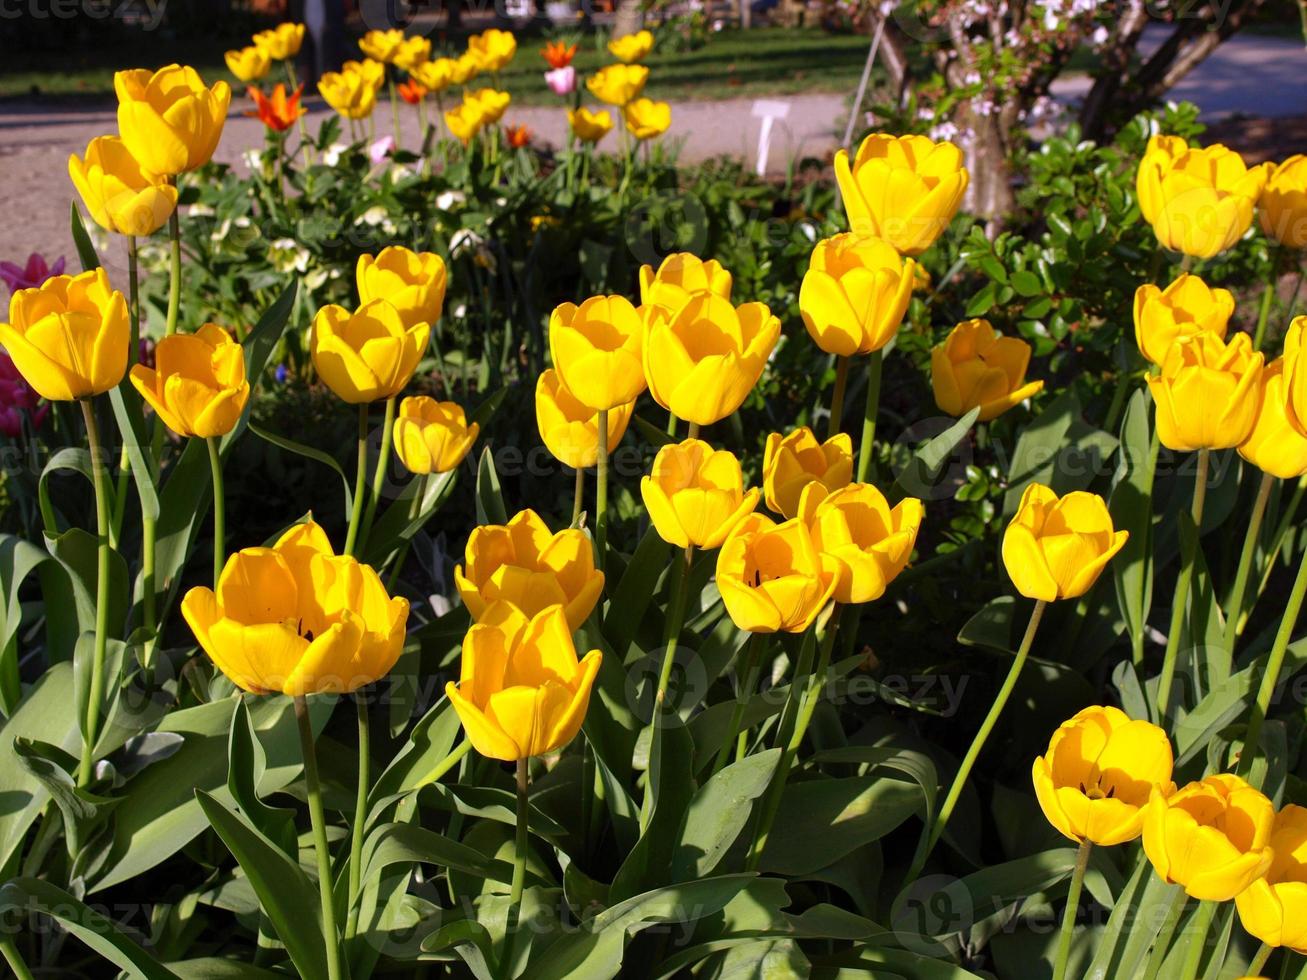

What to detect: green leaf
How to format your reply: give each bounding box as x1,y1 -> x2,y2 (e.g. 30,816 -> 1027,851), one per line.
361,822 -> 511,884
361,468 -> 457,568
0,534 -> 49,713
1111,389 -> 1156,657
610,722 -> 696,902
672,749 -> 779,880
13,736 -> 116,858
889,408 -> 980,503
1010,269 -> 1043,297
475,446 -> 508,525
248,422 -> 354,517
241,284 -> 298,391
369,698 -> 462,807
108,385 -> 161,522
631,413 -> 675,449
603,525 -> 670,659
226,698 -> 297,857
70,202 -> 101,271
1003,391 -> 1117,514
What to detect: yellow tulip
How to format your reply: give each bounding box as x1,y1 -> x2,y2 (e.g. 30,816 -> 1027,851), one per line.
643,293 -> 780,427
1284,316 -> 1307,434
455,508 -> 604,630
225,45 -> 271,83
1132,273 -> 1234,367
797,481 -> 922,604
0,268 -> 128,401
761,427 -> 853,519
623,98 -> 670,140
356,246 -> 447,331
1002,484 -> 1128,602
587,63 -> 648,106
931,318 -> 1044,422
393,396 -> 479,475
1235,804 -> 1307,952
834,133 -> 969,255
129,323 -> 249,438
446,604 -> 601,761
549,295 -> 646,411
114,65 -> 230,176
639,252 -> 732,310
344,58 -> 386,88
535,369 -> 634,469
641,438 -> 759,549
68,136 -> 179,238
311,299 -> 429,403
1031,705 -> 1175,847
445,101 -> 487,143
569,107 -> 614,144
1136,134 -> 1270,259
1239,361 -> 1307,479
1143,773 -> 1274,901
716,513 -> 839,633
451,52 -> 481,85
465,88 -> 511,125
359,28 -> 405,63
253,23 -> 305,61
412,57 -> 456,94
393,35 -> 432,74
1148,332 -> 1264,451
467,28 -> 517,73
181,520 -> 408,695
800,234 -> 916,357
319,62 -> 382,120
608,29 -> 654,63
1260,155 -> 1307,249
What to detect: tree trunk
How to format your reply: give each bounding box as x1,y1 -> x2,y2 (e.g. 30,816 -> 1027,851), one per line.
961,108 -> 1015,227
612,0 -> 643,37
740,0 -> 751,30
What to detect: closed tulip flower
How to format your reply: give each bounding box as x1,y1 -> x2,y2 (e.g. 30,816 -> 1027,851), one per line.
445,101 -> 487,143
1133,273 -> 1234,367
359,28 -> 405,63
393,35 -> 432,74
1284,317 -> 1307,433
800,234 -> 915,357
639,252 -> 732,310
834,133 -> 969,255
225,45 -> 271,83
1143,773 -> 1274,901
1148,332 -> 1264,451
762,427 -> 853,519
932,318 -> 1044,422
717,514 -> 839,633
319,63 -> 382,120
1031,705 -> 1175,847
1136,135 -> 1270,259
69,136 -> 179,238
393,396 -> 479,475
412,57 -> 456,94
182,520 -> 408,695
0,267 -> 128,401
455,509 -> 604,630
451,52 -> 481,85
253,23 -> 305,61
644,294 -> 780,427
1260,155 -> 1307,249
535,369 -> 634,469
129,323 -> 249,438
467,28 -> 517,72
357,246 -> 447,331
587,63 -> 648,106
623,98 -> 671,140
641,438 -> 759,549
608,29 -> 654,63
549,295 -> 646,411
1002,484 -> 1128,602
798,482 -> 923,604
568,107 -> 613,144
1235,804 -> 1307,952
1240,361 -> 1307,479
311,299 -> 429,403
464,88 -> 510,125
115,65 -> 230,176
447,604 -> 601,761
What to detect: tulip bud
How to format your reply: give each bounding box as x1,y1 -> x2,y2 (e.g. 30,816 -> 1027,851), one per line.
549,295 -> 646,411
1260,155 -> 1307,249
1002,484 -> 1128,602
1239,360 -> 1307,479
761,427 -> 853,519
311,299 -> 429,404
608,29 -> 654,63
1235,804 -> 1307,951
800,234 -> 915,357
129,324 -> 249,438
115,65 -> 230,177
535,369 -> 633,470
1133,274 -> 1234,367
587,63 -> 648,106
931,319 -> 1044,422
69,136 -> 179,238
569,107 -> 613,144
393,396 -> 479,475
639,253 -> 732,310
357,246 -> 448,331
1148,332 -> 1264,451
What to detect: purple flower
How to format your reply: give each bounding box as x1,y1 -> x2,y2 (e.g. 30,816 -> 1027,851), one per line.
275,364 -> 289,384
545,66 -> 576,97
0,353 -> 47,437
369,136 -> 395,165
0,253 -> 66,295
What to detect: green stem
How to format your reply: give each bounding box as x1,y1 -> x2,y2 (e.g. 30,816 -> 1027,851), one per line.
714,632 -> 766,775
1178,900 -> 1216,980
1242,475 -> 1307,637
828,355 -> 850,440
1132,426 -> 1162,668
388,77 -> 401,148
909,598 -> 1047,881
165,189 -> 181,337
856,349 -> 883,483
503,758 -> 530,980
1157,449 -> 1211,718
595,408 -> 608,571
345,694 -> 370,940
571,466 -> 584,529
0,937 -> 34,980
1223,471 -> 1275,658
206,437 -> 225,589
1248,943 -> 1272,976
1052,839 -> 1092,980
77,398 -> 112,787
286,60 -> 313,166
385,473 -> 428,593
666,409 -> 677,439
361,396 -> 395,549
1254,248 -> 1279,352
141,513 -> 157,640
344,404 -> 369,558
654,546 -> 694,710
1142,888 -> 1188,980
294,696 -> 343,980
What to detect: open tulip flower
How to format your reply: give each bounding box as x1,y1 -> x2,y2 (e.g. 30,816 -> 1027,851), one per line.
932,318 -> 1044,422
225,45 -> 270,83
834,133 -> 969,256
717,513 -> 839,633
452,52 -> 481,85
569,107 -> 614,144
1002,484 -> 1128,602
608,29 -> 654,63
357,246 -> 448,331
246,84 -> 307,133
800,234 -> 915,357
465,88 -> 511,125
397,79 -> 426,105
413,57 -> 456,94
455,509 -> 604,630
359,28 -> 405,64
393,36 -> 432,74
182,520 -> 408,696
1133,273 -> 1234,367
1143,773 -> 1275,901
762,427 -> 853,519
535,369 -> 634,470
641,438 -> 759,550
393,396 -> 479,475
587,63 -> 649,106
253,22 -> 305,61
467,28 -> 517,73
542,40 -> 577,70
1260,155 -> 1307,248
129,323 -> 249,439
639,252 -> 732,310
798,482 -> 922,604
1236,804 -> 1307,952
1240,360 -> 1307,479
319,62 -> 382,119
445,101 -> 487,143
623,98 -> 671,140
446,604 -> 601,761
1148,331 -> 1263,451
643,293 -> 780,427
69,135 -> 179,238
115,65 -> 230,177
1031,706 -> 1175,847
310,299 -> 429,404
549,294 -> 646,411
0,267 -> 128,401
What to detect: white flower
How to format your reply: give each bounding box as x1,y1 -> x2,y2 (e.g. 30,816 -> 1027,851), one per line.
435,190 -> 466,211
356,206 -> 389,228
268,238 -> 311,274
241,148 -> 263,173
188,203 -> 215,218
450,228 -> 483,257
322,143 -> 349,166
388,164 -> 413,183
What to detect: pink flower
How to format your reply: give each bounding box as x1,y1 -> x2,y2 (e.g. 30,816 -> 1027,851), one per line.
545,66 -> 576,96
0,353 -> 47,437
0,253 -> 66,295
369,136 -> 395,165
